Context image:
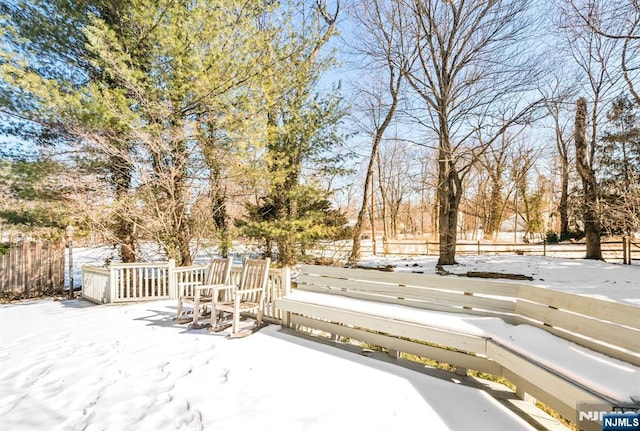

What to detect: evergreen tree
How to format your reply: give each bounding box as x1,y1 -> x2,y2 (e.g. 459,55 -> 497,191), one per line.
600,94 -> 640,234
1,0 -> 140,260
0,157 -> 71,240
238,1 -> 349,266
2,0 -> 289,265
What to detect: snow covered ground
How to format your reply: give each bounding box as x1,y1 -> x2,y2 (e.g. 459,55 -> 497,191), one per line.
359,254 -> 640,306
4,252 -> 637,430
1,299 -> 546,431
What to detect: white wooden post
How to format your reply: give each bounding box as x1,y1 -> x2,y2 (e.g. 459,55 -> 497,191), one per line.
109,265 -> 117,303
622,236 -> 628,265
281,266 -> 291,295
66,225 -> 74,299
281,266 -> 291,327
168,259 -> 176,299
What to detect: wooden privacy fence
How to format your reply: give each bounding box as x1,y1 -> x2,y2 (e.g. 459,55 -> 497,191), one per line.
312,237 -> 640,264
0,241 -> 66,297
82,260 -> 291,323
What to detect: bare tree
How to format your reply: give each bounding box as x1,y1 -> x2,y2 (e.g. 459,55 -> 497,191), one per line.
541,80 -> 576,241
575,98 -> 603,259
560,1 -> 623,259
376,140 -> 413,241
569,0 -> 640,105
347,0 -> 405,263
409,147 -> 438,237
479,133 -> 511,240
395,0 -> 542,265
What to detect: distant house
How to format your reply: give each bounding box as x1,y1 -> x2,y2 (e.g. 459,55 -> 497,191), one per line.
500,214 -> 526,233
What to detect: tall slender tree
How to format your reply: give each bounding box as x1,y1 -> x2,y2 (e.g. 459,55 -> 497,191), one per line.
395,0 -> 542,265
347,0 -> 405,263
574,97 -> 603,259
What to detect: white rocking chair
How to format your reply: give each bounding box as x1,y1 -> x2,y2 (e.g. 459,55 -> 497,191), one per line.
175,257 -> 233,327
210,258 -> 270,338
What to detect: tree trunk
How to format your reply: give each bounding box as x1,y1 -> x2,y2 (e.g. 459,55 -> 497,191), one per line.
554,122 -> 570,241
264,238 -> 273,260
438,188 -> 459,265
485,175 -> 503,240
574,97 -> 602,260
110,153 -> 136,263
349,153 -> 377,263
175,145 -> 192,266
348,81 -> 401,262
115,217 -> 136,263
210,165 -> 229,258
559,156 -> 569,240
179,230 -> 192,266
431,192 -> 439,242
437,144 -> 460,266
277,238 -> 295,267
377,155 -> 390,253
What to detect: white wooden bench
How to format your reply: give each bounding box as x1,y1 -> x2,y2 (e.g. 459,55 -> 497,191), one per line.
276,265 -> 640,431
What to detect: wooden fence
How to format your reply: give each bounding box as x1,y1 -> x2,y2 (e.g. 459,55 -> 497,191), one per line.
0,241 -> 66,297
312,237 -> 640,264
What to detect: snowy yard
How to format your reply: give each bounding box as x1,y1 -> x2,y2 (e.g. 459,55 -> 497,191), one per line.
363,254 -> 640,306
1,255 -> 638,430
1,299 -> 544,431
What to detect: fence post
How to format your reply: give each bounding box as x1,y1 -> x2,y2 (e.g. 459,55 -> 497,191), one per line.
10,245 -> 16,295
43,242 -> 50,291
282,266 -> 291,295
0,253 -> 5,293
623,236 -> 628,265
15,244 -> 20,295
56,242 -> 65,293
168,259 -> 176,299
66,225 -> 74,299
281,266 -> 291,326
477,240 -> 481,256
23,241 -> 30,298
34,241 -> 42,293
543,238 -> 547,257
109,265 -> 117,303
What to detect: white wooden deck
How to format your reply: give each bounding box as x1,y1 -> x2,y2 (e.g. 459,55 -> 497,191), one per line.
0,299 -> 566,430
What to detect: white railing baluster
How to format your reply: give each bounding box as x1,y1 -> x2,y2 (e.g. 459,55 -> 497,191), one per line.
144,267 -> 149,298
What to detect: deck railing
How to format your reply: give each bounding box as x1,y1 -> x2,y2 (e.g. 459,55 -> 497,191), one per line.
82,260 -> 291,322
81,265 -> 110,303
